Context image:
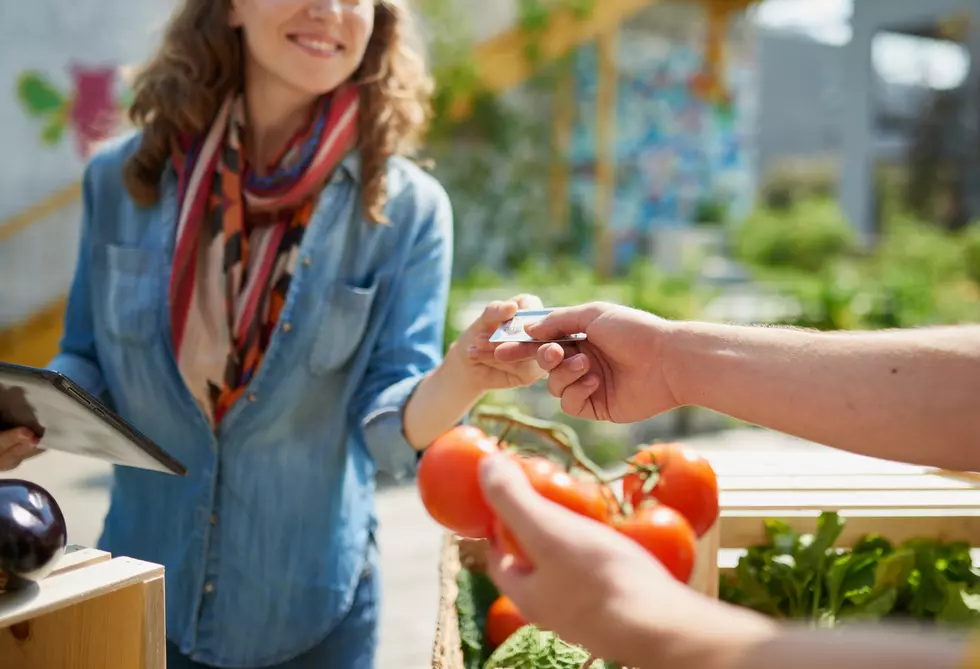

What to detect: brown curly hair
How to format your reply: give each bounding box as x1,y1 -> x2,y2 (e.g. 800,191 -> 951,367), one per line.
122,0 -> 432,224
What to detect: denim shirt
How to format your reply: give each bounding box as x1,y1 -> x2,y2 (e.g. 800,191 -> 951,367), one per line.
48,132 -> 453,667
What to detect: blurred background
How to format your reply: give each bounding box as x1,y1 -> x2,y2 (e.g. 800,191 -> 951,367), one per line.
3,0 -> 980,664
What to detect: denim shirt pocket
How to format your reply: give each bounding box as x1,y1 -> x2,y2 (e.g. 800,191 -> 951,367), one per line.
309,277 -> 380,374
99,244 -> 164,346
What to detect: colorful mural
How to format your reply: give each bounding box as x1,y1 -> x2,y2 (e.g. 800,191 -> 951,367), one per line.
16,63 -> 130,159
568,9 -> 757,269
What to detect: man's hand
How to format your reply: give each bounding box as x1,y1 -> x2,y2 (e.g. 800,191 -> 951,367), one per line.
478,453 -> 775,668
494,302 -> 678,423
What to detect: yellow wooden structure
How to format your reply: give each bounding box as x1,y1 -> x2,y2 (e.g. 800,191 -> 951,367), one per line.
0,0 -> 760,364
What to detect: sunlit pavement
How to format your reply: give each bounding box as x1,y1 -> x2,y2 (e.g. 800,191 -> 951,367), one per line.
1,427 -> 824,668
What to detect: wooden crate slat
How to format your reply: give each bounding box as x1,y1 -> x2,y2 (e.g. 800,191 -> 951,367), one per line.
707,455 -> 936,477
49,545 -> 112,577
717,473 -> 978,492
0,556 -> 163,628
720,510 -> 980,548
720,488 -> 980,511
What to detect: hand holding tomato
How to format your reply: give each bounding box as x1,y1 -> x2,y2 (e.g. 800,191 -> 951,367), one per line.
476,453 -> 775,669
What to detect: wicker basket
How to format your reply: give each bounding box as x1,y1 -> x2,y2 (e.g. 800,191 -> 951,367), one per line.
431,534 -> 488,669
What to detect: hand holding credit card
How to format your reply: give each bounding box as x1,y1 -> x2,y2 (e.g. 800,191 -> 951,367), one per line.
489,308 -> 587,344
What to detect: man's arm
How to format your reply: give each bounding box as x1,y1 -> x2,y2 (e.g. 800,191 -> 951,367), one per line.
638,611 -> 970,669
665,323 -> 980,470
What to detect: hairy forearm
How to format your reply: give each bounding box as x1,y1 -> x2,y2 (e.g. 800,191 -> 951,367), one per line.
664,323 -> 980,470
402,347 -> 483,450
629,601 -> 967,669
723,624 -> 967,669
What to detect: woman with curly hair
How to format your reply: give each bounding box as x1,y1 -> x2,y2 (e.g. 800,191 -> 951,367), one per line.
0,0 -> 546,666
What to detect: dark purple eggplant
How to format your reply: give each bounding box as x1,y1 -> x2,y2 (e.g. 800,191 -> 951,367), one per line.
0,479 -> 67,592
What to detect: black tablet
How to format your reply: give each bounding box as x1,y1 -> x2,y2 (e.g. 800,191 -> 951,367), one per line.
0,362 -> 187,476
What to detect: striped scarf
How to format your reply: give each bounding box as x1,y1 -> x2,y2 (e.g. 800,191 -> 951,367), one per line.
169,84 -> 359,427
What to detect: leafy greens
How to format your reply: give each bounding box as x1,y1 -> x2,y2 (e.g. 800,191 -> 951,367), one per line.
720,511 -> 980,626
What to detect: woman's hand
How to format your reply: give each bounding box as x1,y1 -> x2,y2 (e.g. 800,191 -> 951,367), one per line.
450,294 -> 546,393
0,427 -> 42,471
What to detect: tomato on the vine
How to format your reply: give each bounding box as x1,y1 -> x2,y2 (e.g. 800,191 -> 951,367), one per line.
623,443 -> 719,537
417,425 -> 498,538
520,457 -> 612,524
493,456 -> 614,569
615,505 -> 697,583
485,595 -> 528,649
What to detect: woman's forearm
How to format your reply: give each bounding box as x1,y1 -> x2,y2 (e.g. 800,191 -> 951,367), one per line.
401,346 -> 484,450
664,322 -> 980,470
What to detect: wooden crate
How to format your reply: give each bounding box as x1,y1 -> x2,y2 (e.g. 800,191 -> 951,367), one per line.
432,525 -> 721,669
701,449 -> 980,574
0,545 -> 166,669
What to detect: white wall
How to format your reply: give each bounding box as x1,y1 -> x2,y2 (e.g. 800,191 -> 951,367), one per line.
0,0 -> 176,325
0,0 -> 525,325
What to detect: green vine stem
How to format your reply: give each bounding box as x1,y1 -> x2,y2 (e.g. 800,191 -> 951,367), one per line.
472,405 -> 611,485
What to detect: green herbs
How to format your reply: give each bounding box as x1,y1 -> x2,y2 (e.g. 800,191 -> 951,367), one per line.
720,511 -> 980,626
456,568 -> 502,669
455,568 -> 625,669
484,626 -> 592,669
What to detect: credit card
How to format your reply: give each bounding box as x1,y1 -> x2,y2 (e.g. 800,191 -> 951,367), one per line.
489,308 -> 588,344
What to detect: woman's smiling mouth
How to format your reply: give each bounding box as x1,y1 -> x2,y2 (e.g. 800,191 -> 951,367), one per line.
288,34 -> 344,58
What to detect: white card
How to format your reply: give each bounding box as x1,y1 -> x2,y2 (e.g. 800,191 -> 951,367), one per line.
489,308 -> 588,344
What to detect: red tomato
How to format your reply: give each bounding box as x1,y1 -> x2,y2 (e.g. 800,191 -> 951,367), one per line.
492,456 -> 613,569
623,443 -> 719,537
417,426 -> 499,538
615,505 -> 697,583
519,458 -> 611,524
485,595 -> 528,649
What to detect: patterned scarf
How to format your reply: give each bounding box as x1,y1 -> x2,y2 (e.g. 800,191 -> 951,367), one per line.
169,84 -> 360,426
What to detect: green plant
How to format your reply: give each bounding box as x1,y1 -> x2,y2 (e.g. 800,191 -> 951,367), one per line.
721,511 -> 980,626
959,222 -> 980,288
693,196 -> 729,226
733,197 -> 856,273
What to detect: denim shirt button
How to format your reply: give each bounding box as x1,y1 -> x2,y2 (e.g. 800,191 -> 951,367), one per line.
281,322 -> 293,333
247,392 -> 258,403
204,582 -> 215,595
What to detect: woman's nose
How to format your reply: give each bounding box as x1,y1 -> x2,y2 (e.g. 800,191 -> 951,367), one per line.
306,0 -> 351,19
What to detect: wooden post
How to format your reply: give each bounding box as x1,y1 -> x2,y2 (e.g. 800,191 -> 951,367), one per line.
594,27 -> 619,279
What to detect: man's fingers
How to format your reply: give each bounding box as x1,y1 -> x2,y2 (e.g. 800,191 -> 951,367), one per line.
485,548 -> 535,610
524,302 -> 606,341
559,375 -> 601,418
496,341 -> 571,365
544,354 -> 590,398
479,454 -> 571,560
